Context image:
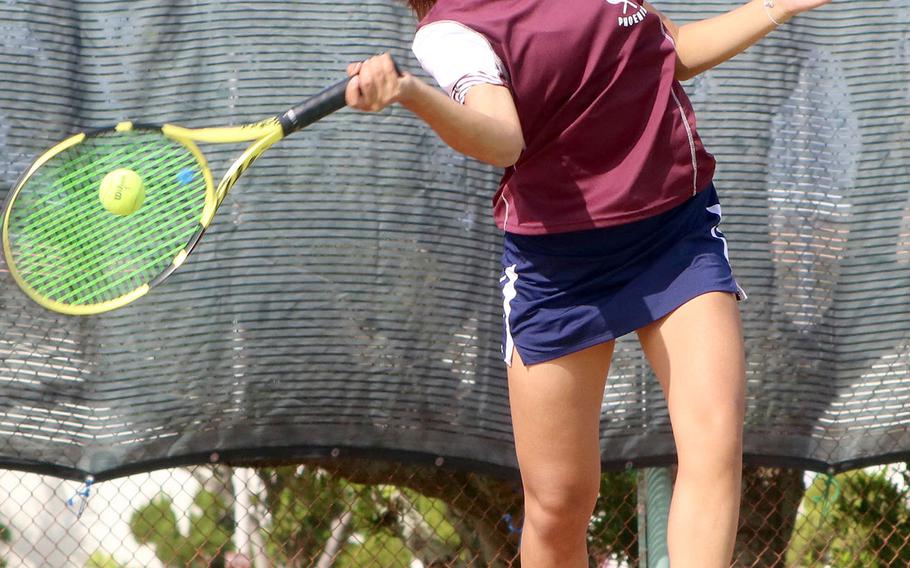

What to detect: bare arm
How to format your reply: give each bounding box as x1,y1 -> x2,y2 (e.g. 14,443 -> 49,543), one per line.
346,54 -> 524,168
401,80 -> 523,168
647,0 -> 833,81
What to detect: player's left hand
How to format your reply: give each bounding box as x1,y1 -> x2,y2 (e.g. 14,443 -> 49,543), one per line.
775,0 -> 832,18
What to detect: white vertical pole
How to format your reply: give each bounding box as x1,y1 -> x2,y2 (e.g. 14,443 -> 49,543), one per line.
233,467 -> 269,568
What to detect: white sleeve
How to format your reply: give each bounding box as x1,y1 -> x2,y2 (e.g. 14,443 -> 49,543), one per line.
411,21 -> 508,104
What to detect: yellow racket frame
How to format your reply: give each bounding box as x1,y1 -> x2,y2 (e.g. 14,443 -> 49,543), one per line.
3,118 -> 285,315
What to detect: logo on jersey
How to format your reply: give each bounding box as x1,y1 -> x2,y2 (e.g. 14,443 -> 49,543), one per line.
605,0 -> 648,27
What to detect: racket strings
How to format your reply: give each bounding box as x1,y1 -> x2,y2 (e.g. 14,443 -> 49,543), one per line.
15,141 -> 144,230
14,142 -> 192,283
18,150 -> 197,284
15,144 -> 190,268
27,183 -> 200,302
50,213 -> 201,303
6,130 -> 208,306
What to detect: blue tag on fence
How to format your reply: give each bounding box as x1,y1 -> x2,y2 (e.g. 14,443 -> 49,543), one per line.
66,476 -> 94,519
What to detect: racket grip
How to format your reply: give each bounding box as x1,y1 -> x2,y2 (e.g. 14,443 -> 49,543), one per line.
278,79 -> 348,135
278,56 -> 404,135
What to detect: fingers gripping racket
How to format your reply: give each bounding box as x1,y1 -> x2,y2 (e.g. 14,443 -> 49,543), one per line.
2,74 -> 359,316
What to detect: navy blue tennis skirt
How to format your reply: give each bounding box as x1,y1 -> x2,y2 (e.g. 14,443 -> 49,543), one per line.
499,183 -> 746,366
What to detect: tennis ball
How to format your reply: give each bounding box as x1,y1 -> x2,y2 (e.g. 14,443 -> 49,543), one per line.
99,168 -> 145,216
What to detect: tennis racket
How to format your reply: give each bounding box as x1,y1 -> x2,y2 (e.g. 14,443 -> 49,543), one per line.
2,69 -> 377,316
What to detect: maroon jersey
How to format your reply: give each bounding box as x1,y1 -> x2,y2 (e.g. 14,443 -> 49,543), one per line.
419,0 -> 716,235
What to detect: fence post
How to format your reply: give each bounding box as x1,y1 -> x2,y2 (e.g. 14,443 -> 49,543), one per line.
637,467 -> 672,568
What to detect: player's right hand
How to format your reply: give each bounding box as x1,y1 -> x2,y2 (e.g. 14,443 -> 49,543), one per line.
346,53 -> 411,112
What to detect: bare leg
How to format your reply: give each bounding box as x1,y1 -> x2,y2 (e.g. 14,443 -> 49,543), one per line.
508,341 -> 615,568
636,292 -> 745,567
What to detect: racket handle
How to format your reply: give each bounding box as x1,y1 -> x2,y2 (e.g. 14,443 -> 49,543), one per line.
278,79 -> 348,135
278,56 -> 404,135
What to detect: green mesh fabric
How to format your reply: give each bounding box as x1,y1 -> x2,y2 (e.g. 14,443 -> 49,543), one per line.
5,130 -> 207,307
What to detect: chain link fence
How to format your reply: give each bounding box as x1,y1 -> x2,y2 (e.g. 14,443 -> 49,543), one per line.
0,462 -> 908,567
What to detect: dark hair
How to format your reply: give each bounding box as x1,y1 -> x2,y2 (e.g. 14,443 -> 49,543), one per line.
405,0 -> 437,18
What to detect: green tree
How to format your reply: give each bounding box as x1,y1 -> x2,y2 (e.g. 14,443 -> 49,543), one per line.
317,460 -> 523,566
122,463 -> 643,566
736,467 -> 806,566
256,465 -> 429,567
336,486 -> 463,567
257,461 -> 523,567
787,467 -> 910,567
257,465 -> 362,566
84,551 -> 131,568
588,470 -> 639,565
1,520 -> 10,568
317,462 -> 642,566
129,489 -> 234,567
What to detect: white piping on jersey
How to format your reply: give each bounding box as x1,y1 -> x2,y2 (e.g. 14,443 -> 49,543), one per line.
659,18 -> 699,196
501,264 -> 519,366
658,18 -> 676,48
670,85 -> 698,196
500,186 -> 512,232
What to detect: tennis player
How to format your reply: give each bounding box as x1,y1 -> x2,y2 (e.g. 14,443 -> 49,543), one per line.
347,0 -> 830,565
